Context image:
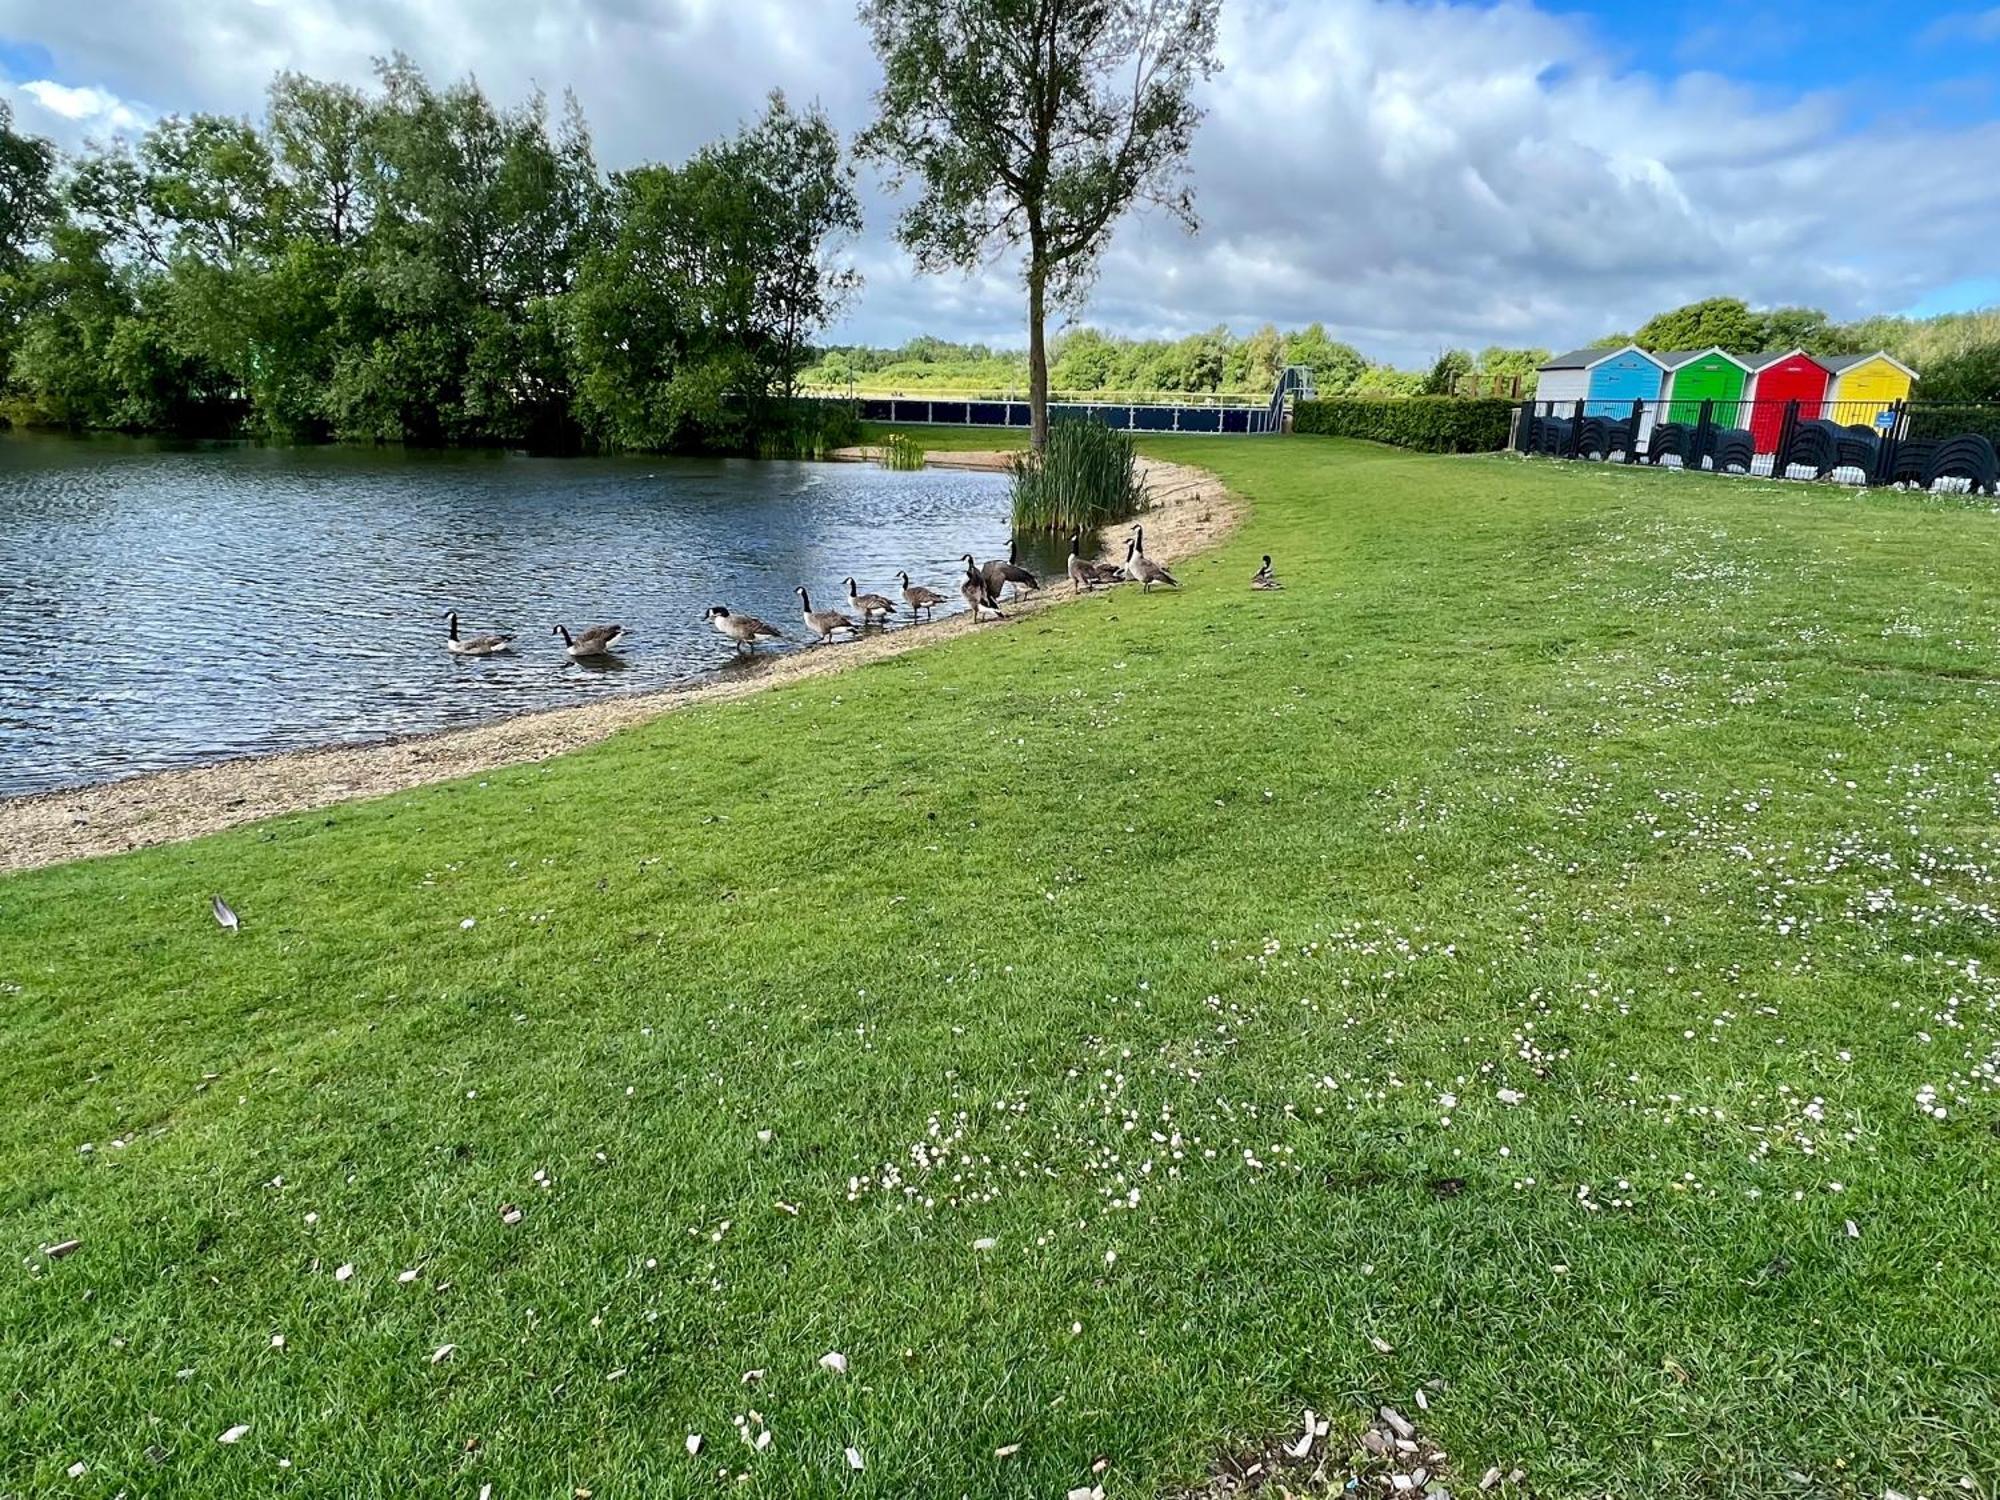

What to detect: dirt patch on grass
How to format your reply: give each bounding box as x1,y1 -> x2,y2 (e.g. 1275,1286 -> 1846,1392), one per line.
1171,1404 -> 1514,1499
0,456 -> 1240,874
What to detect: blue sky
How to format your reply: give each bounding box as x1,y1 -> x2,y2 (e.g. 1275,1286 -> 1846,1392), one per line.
2,0 -> 1997,359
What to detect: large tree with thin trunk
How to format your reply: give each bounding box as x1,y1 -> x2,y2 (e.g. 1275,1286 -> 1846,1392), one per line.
858,0 -> 1222,451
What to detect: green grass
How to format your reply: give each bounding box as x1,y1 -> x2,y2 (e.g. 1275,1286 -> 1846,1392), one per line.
857,420 -> 1027,452
5,439 -> 1999,1498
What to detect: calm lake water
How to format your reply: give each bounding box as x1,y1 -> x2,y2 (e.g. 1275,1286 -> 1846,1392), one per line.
0,435 -> 1054,798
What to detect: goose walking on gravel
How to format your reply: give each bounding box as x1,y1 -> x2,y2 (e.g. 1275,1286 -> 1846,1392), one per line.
704,605 -> 785,654
1251,555 -> 1283,590
959,554 -> 1005,620
844,577 -> 897,625
443,611 -> 516,657
897,570 -> 946,621
1121,535 -> 1178,592
552,622 -> 627,658
981,541 -> 1040,602
796,586 -> 858,645
1066,534 -> 1100,595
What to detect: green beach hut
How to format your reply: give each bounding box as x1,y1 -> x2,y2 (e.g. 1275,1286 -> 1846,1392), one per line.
1658,348 -> 1752,426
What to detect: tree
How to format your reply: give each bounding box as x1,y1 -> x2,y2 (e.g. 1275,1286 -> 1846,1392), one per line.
858,0 -> 1223,450
1633,297 -> 1764,354
1423,348 -> 1473,396
1282,323 -> 1366,394
1920,343 -> 2000,404
0,99 -> 56,269
1759,305 -> 1857,357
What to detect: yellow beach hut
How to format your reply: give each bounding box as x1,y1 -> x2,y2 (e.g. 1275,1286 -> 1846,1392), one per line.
1823,352 -> 1917,427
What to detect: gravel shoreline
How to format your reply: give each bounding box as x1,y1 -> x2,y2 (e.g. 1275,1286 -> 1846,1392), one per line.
0,456 -> 1240,874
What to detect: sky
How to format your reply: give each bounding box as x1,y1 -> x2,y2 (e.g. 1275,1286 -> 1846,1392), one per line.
1,0 -> 1996,366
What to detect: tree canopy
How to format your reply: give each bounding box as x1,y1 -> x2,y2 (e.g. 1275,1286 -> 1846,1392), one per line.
0,64 -> 860,452
858,0 -> 1222,448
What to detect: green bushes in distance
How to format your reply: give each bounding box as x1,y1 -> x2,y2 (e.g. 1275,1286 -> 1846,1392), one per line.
1010,417 -> 1146,532
1293,396 -> 1514,453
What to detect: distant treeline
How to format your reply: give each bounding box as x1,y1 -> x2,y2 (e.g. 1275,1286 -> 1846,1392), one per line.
0,66 -> 862,452
811,299 -> 2000,405
805,326 -> 1549,400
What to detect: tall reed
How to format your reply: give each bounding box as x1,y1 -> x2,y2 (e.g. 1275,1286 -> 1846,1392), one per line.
1009,418 -> 1147,533
879,432 -> 927,470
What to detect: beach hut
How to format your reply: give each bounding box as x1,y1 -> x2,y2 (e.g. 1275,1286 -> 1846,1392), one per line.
1745,351 -> 1832,454
1534,345 -> 1667,444
1822,352 -> 1917,429
1658,348 -> 1752,426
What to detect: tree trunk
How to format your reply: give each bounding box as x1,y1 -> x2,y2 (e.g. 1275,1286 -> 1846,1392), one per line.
1027,262 -> 1049,453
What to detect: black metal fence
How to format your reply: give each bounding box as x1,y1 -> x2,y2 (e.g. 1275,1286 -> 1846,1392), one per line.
1513,397 -> 1999,495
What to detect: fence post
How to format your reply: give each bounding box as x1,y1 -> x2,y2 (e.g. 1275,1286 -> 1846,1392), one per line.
1775,399 -> 1800,476
1873,399 -> 1905,486
1695,399 -> 1715,471
1568,399 -> 1584,460
1625,398 -> 1644,464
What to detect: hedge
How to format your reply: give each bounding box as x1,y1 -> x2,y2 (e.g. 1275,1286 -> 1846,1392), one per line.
1292,396 -> 1514,453
1906,404 -> 2000,450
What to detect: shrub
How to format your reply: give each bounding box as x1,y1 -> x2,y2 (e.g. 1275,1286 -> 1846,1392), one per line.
1010,417 -> 1146,533
1293,396 -> 1514,453
1906,404 -> 2000,450
754,398 -> 862,459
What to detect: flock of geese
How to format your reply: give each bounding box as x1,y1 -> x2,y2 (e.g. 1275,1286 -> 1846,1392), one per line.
443,525 -> 1281,662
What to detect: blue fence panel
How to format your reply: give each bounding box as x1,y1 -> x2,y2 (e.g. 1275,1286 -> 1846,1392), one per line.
969,402 -> 1007,426
1177,407 -> 1221,433
930,401 -> 970,425
1220,408 -> 1249,434
860,399 -> 894,422
1131,405 -> 1176,431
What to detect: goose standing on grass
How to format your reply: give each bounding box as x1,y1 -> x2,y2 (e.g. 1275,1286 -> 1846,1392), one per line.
704,604 -> 785,654
959,554 -> 1005,620
796,586 -> 858,645
1122,533 -> 1178,592
981,540 -> 1040,601
844,576 -> 897,625
443,610 -> 516,656
1251,555 -> 1283,590
897,570 -> 945,621
552,622 -> 626,659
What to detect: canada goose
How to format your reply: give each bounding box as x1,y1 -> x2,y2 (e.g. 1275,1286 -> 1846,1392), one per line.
1122,536 -> 1178,592
981,540 -> 1040,601
704,604 -> 785,653
844,576 -> 897,624
897,570 -> 946,621
443,610 -> 515,657
959,554 -> 1004,620
552,623 -> 626,658
1066,534 -> 1099,595
796,586 -> 858,644
1251,555 -> 1283,590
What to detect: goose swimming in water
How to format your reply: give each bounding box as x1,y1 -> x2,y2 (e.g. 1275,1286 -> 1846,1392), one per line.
552,622 -> 627,658
443,611 -> 515,657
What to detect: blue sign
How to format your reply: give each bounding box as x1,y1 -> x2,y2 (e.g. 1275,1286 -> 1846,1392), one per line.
1875,409 -> 1896,430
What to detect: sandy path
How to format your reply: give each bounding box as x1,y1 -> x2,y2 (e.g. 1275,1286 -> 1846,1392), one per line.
0,457 -> 1240,874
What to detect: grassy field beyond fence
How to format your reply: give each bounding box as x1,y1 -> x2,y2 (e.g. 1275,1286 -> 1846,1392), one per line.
3,439 -> 1997,1497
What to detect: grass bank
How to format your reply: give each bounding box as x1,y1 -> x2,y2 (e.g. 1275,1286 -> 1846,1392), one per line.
4,440 -> 1998,1497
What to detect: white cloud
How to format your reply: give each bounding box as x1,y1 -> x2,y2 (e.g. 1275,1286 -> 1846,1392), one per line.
16,79 -> 148,133
1,0 -> 1994,363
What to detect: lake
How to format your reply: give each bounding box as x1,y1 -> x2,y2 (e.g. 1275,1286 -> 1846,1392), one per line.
0,435 -> 1050,799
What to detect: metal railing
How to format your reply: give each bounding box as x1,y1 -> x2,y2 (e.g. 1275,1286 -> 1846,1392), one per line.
1512,396 -> 1999,494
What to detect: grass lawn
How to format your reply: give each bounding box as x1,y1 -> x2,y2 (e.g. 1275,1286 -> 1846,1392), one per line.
4,438 -> 1998,1497
856,420 -> 1028,453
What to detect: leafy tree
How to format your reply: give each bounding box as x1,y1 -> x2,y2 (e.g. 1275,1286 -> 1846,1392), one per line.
1758,305 -> 1858,357
1633,297 -> 1765,353
1282,324 -> 1367,393
1919,343 -> 2000,404
1423,348 -> 1473,396
0,99 -> 56,269
267,73 -> 373,246
858,0 -> 1223,450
